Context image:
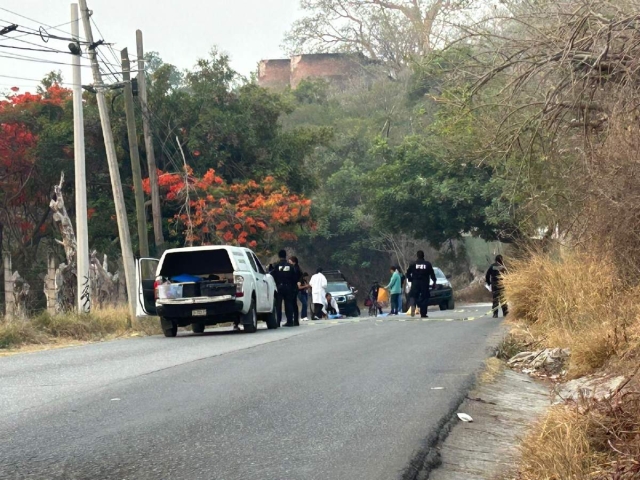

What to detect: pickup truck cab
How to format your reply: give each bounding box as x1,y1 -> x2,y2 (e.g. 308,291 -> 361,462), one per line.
136,246 -> 278,337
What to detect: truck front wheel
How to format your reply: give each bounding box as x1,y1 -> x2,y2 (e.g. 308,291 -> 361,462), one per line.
161,317 -> 178,337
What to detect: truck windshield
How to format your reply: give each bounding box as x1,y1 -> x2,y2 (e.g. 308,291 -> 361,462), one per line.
160,249 -> 234,278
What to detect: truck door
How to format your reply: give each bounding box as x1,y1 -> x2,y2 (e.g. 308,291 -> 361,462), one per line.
136,258 -> 159,317
244,250 -> 269,312
252,252 -> 273,307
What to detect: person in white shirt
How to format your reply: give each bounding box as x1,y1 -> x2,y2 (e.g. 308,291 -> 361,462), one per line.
322,293 -> 341,318
309,267 -> 327,320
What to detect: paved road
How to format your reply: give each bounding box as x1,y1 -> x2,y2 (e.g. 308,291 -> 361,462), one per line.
1,304 -> 501,480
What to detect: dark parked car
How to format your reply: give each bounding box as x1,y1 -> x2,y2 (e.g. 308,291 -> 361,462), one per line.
324,270 -> 360,317
405,267 -> 455,311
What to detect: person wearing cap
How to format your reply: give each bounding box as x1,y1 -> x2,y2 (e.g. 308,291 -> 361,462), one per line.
270,249 -> 299,327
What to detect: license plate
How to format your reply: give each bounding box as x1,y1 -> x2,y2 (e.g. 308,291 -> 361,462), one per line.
192,309 -> 207,317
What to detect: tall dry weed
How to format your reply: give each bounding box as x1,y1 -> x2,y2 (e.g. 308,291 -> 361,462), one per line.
503,249 -> 640,376
0,305 -> 160,349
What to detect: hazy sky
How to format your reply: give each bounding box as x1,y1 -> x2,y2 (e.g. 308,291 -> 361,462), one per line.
0,0 -> 301,92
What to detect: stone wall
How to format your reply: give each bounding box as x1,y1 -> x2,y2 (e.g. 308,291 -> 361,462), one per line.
258,59 -> 291,90
258,53 -> 369,89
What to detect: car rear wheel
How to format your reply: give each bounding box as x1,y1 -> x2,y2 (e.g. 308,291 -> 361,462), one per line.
265,300 -> 278,330
439,302 -> 448,311
161,317 -> 178,337
191,323 -> 205,334
243,299 -> 258,333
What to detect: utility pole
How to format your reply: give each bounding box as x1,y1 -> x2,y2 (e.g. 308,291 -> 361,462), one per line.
71,3 -> 91,314
121,47 -> 149,258
78,0 -> 137,322
136,30 -> 165,255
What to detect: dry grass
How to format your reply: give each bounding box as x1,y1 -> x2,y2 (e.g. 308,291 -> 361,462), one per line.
479,356 -> 506,384
503,249 -> 640,378
517,395 -> 640,480
0,306 -> 161,351
504,248 -> 640,479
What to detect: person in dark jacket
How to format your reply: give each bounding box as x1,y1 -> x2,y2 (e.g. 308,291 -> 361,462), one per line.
486,254 -> 508,318
406,251 -> 437,318
270,250 -> 299,327
288,256 -> 303,326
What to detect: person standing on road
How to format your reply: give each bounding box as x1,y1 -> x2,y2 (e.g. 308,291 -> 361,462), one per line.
384,266 -> 402,315
298,272 -> 311,321
396,266 -> 406,314
289,256 -> 303,326
309,268 -> 328,320
270,250 -> 299,327
486,254 -> 509,318
406,251 -> 437,318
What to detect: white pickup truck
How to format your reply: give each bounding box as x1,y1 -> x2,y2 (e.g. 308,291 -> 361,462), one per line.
136,245 -> 278,337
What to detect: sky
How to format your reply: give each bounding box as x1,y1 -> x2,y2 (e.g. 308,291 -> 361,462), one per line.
0,0 -> 302,93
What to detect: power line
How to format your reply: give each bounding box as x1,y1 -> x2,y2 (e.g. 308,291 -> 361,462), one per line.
90,17 -> 121,67
0,7 -> 79,39
0,33 -> 71,54
0,73 -> 82,87
0,43 -> 75,54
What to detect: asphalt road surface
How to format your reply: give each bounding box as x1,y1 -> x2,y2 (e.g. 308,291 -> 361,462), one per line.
1,304 -> 502,480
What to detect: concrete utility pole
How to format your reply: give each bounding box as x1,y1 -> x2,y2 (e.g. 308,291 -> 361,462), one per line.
136,30 -> 165,255
78,0 -> 137,322
121,47 -> 149,258
71,3 -> 91,314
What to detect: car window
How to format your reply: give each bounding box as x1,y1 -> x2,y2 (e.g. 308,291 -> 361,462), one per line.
326,282 -> 350,293
252,253 -> 266,274
434,268 -> 446,279
246,252 -> 258,273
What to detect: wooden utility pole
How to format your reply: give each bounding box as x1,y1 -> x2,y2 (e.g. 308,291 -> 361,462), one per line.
78,0 -> 137,321
121,47 -> 149,258
136,30 -> 164,255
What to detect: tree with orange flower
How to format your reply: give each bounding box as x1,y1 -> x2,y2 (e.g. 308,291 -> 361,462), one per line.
144,168 -> 313,253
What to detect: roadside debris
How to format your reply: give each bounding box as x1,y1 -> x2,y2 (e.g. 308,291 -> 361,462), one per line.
554,374 -> 628,405
507,348 -> 570,377
457,413 -> 473,422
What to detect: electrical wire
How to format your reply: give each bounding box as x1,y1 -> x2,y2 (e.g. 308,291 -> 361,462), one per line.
0,43 -> 75,54
0,51 -> 93,68
90,17 -> 121,68
0,7 -> 79,39
0,73 -> 82,87
0,33 -> 71,54
133,100 -> 185,174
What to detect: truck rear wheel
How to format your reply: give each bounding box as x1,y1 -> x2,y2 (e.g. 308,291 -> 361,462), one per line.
265,300 -> 278,330
243,299 -> 258,333
161,317 -> 178,337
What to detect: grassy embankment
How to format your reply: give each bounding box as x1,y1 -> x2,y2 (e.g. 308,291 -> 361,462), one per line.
502,249 -> 640,479
0,307 -> 161,352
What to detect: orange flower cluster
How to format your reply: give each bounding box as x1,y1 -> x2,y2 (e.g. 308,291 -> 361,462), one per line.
144,169 -> 313,249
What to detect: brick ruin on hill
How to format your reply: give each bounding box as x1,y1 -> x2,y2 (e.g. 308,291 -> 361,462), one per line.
258,53 -> 372,89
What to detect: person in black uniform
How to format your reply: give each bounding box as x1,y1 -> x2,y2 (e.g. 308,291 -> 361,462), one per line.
406,250 -> 437,318
270,250 -> 299,327
486,254 -> 508,318
288,256 -> 302,326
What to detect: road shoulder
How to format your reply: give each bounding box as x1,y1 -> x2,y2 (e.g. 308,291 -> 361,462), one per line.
428,368 -> 549,480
